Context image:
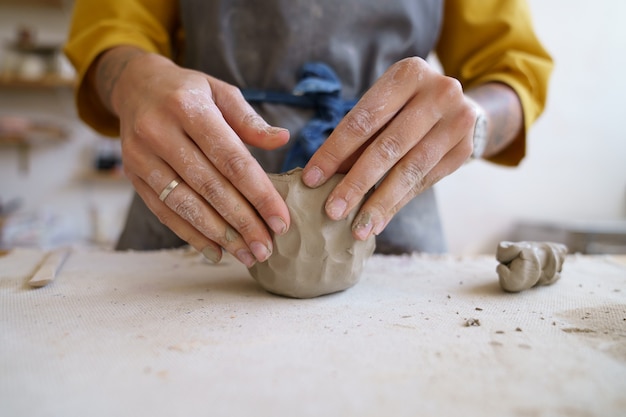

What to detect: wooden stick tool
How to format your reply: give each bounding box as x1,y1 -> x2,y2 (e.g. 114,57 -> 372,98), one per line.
28,247 -> 71,288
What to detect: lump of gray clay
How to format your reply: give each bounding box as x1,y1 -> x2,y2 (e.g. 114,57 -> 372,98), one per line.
496,241 -> 568,293
248,168 -> 376,298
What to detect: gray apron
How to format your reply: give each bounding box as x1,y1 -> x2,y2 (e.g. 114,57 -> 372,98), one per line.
117,0 -> 447,254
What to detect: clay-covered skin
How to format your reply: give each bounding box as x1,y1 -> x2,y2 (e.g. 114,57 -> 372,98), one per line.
496,241 -> 568,293
248,168 -> 376,298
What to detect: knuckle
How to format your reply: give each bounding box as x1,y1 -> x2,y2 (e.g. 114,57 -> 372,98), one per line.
440,76 -> 464,97
430,76 -> 464,108
395,56 -> 427,78
399,161 -> 427,192
374,134 -> 405,162
197,176 -> 227,207
221,153 -> 251,181
213,82 -> 244,106
169,86 -> 187,104
225,83 -> 244,99
343,175 -> 370,198
168,86 -> 214,119
460,104 -> 477,130
166,88 -> 191,113
131,115 -> 159,142
314,146 -> 343,166
172,194 -> 202,226
249,191 -> 280,216
233,215 -> 255,236
344,107 -> 377,138
241,111 -> 259,126
368,199 -> 390,218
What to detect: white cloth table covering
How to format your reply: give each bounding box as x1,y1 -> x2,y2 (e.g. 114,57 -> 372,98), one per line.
1,248 -> 625,417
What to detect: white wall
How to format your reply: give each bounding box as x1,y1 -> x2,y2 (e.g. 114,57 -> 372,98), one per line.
1,1 -> 624,253
437,0 -> 626,254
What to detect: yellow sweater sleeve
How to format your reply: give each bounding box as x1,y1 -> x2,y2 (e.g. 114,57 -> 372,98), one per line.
436,0 -> 554,166
63,0 -> 179,137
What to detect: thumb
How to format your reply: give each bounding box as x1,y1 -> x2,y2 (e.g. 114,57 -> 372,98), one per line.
237,112 -> 290,150
211,79 -> 290,150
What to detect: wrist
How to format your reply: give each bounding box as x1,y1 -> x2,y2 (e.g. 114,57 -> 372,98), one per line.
94,46 -> 147,117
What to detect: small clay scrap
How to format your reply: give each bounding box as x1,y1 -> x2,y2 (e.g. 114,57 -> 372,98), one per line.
248,168 -> 376,298
496,241 -> 568,293
465,318 -> 481,327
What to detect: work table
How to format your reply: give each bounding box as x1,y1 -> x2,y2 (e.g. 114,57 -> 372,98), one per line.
1,248 -> 625,416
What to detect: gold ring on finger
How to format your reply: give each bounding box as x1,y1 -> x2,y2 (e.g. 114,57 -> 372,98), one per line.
159,178 -> 181,202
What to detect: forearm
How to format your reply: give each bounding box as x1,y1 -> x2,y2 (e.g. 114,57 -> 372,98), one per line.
465,82 -> 524,159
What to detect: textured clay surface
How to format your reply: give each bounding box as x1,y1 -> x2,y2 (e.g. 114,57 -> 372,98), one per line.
248,168 -> 376,298
496,241 -> 568,292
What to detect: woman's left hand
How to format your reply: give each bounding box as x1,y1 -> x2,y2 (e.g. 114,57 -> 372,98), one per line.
301,57 -> 476,240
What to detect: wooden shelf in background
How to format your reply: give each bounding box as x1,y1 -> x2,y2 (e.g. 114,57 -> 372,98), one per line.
0,74 -> 75,89
0,117 -> 68,146
0,0 -> 67,7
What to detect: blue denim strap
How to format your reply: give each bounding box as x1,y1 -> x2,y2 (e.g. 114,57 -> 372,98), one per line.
242,62 -> 358,171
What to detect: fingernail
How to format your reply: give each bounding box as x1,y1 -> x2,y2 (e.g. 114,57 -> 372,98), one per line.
326,197 -> 347,220
250,241 -> 272,263
267,216 -> 287,235
352,212 -> 373,240
302,166 -> 324,188
202,246 -> 222,264
236,249 -> 256,268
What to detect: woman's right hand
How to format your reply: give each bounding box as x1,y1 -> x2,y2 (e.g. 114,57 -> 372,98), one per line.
93,46 -> 291,267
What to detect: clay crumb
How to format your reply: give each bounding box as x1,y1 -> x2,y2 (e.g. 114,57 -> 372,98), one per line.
475,307 -> 483,311
465,318 -> 480,327
515,327 -> 522,332
561,327 -> 595,334
495,330 -> 505,334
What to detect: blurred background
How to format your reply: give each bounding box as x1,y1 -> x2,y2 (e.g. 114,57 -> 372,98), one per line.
1,0 -> 624,255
